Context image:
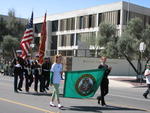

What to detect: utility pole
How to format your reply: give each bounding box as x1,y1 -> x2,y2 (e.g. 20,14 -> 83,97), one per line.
127,0 -> 130,24
139,42 -> 146,85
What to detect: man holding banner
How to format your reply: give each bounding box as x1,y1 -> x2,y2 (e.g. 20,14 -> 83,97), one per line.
63,59 -> 106,100
97,56 -> 112,106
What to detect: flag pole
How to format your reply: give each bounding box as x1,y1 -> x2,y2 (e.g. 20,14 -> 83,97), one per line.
30,11 -> 34,59
12,47 -> 17,59
29,45 -> 33,58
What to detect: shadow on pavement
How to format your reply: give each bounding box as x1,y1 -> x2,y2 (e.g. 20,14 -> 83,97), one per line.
18,92 -> 52,96
60,105 -> 146,112
18,92 -> 65,97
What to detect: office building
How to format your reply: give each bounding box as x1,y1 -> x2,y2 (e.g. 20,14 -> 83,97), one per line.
34,1 -> 150,57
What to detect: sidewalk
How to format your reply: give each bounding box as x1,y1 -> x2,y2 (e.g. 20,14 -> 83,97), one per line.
0,73 -> 147,88
109,79 -> 134,88
109,76 -> 147,88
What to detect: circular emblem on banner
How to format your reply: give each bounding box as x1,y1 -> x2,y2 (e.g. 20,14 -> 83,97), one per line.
75,74 -> 96,96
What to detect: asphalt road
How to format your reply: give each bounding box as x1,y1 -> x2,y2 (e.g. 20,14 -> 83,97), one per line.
0,74 -> 150,113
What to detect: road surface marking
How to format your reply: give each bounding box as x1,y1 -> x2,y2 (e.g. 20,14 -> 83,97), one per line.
107,102 -> 150,112
111,94 -> 150,102
85,98 -> 150,112
0,97 -> 58,113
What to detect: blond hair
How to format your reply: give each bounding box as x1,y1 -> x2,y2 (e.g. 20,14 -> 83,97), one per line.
54,54 -> 62,63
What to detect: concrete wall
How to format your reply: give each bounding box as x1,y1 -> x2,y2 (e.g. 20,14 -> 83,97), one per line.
71,57 -> 146,76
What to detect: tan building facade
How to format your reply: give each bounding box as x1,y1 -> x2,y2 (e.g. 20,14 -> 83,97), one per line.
33,1 -> 150,57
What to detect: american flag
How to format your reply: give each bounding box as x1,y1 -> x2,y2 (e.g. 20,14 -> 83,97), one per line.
20,12 -> 33,59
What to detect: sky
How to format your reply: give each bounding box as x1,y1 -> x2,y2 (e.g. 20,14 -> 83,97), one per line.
0,0 -> 150,19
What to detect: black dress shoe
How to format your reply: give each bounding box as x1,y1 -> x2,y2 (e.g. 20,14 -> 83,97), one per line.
97,96 -> 101,100
102,104 -> 107,107
102,103 -> 106,106
14,90 -> 18,93
98,99 -> 100,104
143,94 -> 147,99
97,96 -> 101,104
26,88 -> 29,92
40,90 -> 44,92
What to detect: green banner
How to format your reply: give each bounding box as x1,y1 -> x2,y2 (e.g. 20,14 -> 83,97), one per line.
63,69 -> 105,98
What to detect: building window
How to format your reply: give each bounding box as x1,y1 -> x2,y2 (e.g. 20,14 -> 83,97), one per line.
60,34 -> 74,47
79,16 -> 84,29
59,50 -> 73,56
76,32 -> 96,46
60,19 -> 67,31
52,20 -> 58,32
70,34 -> 74,46
61,35 -> 65,46
117,10 -> 120,25
98,13 -> 102,26
34,37 -> 40,50
76,34 -> 80,45
89,15 -> 92,28
123,10 -> 128,25
91,14 -> 96,27
99,11 -> 120,25
71,18 -> 75,30
123,10 -> 147,25
34,23 -> 42,33
66,19 -> 70,30
51,36 -> 57,49
60,35 -> 63,46
60,18 -> 75,31
60,20 -> 63,31
77,14 -> 96,29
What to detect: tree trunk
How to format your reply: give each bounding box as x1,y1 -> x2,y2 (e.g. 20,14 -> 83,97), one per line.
122,52 -> 139,75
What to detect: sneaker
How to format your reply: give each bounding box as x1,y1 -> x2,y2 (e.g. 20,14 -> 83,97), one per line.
46,87 -> 49,90
58,104 -> 63,109
49,102 -> 56,107
17,88 -> 22,91
43,90 -> 47,93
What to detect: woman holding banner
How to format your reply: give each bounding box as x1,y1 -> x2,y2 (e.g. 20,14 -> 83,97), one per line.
49,54 -> 63,109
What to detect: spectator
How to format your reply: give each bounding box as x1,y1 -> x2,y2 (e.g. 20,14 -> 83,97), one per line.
143,63 -> 150,99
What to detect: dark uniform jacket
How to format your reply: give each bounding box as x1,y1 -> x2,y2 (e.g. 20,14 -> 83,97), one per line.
98,64 -> 111,85
42,62 -> 52,74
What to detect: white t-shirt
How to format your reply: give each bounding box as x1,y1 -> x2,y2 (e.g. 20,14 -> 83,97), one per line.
144,69 -> 150,84
50,63 -> 63,84
15,64 -> 21,68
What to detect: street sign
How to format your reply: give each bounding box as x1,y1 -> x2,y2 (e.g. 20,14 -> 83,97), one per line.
139,42 -> 146,52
